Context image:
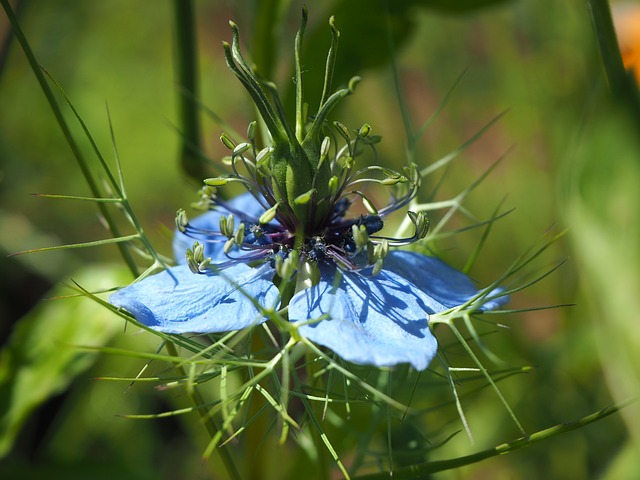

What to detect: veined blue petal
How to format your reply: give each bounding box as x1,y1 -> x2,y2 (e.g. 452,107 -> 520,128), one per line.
110,264 -> 278,334
383,251 -> 508,311
173,192 -> 267,264
289,267 -> 439,370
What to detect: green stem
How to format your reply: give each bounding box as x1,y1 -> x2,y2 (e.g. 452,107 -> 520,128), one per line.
173,0 -> 204,181
165,342 -> 241,480
587,0 -> 640,125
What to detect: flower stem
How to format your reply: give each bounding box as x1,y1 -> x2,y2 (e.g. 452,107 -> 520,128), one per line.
173,0 -> 205,180
165,341 -> 241,480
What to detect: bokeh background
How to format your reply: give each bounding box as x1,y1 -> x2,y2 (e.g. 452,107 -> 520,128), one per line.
1,0 -> 639,478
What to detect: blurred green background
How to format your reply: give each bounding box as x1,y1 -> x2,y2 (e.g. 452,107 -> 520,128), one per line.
1,0 -> 639,478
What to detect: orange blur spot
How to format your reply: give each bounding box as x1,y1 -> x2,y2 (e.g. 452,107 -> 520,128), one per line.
613,2 -> 640,84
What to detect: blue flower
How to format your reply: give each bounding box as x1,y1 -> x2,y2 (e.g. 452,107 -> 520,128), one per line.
111,193 -> 507,371
109,16 -> 508,371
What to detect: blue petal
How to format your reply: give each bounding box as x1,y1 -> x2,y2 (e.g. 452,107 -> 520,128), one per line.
383,251 -> 508,311
110,264 -> 278,334
173,192 -> 266,264
289,267 -> 439,370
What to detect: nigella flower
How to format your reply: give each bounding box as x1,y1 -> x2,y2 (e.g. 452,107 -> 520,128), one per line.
110,12 -> 507,371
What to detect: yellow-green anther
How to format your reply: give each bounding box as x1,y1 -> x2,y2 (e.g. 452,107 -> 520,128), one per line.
224,237 -> 235,254
379,239 -> 389,257
259,203 -> 279,224
359,224 -> 370,246
409,163 -> 419,185
186,241 -> 211,274
232,142 -> 251,157
361,195 -> 378,215
256,147 -> 273,164
219,215 -> 228,237
234,223 -> 245,244
175,208 -> 188,233
193,242 -> 205,262
186,251 -> 200,274
247,121 -> 256,141
220,132 -> 236,150
321,136 -> 331,158
198,258 -> 211,272
351,224 -> 360,245
420,214 -> 430,238
226,214 -> 235,236
372,241 -> 389,263
221,155 -> 233,166
277,250 -> 299,281
366,242 -> 375,263
352,224 -> 369,253
288,250 -> 300,280
328,176 -> 339,195
372,258 -> 384,276
318,136 -> 331,170
294,188 -> 316,205
256,147 -> 273,176
204,177 -> 229,187
408,211 -> 430,239
358,123 -> 371,138
334,121 -> 350,139
381,175 -> 405,186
